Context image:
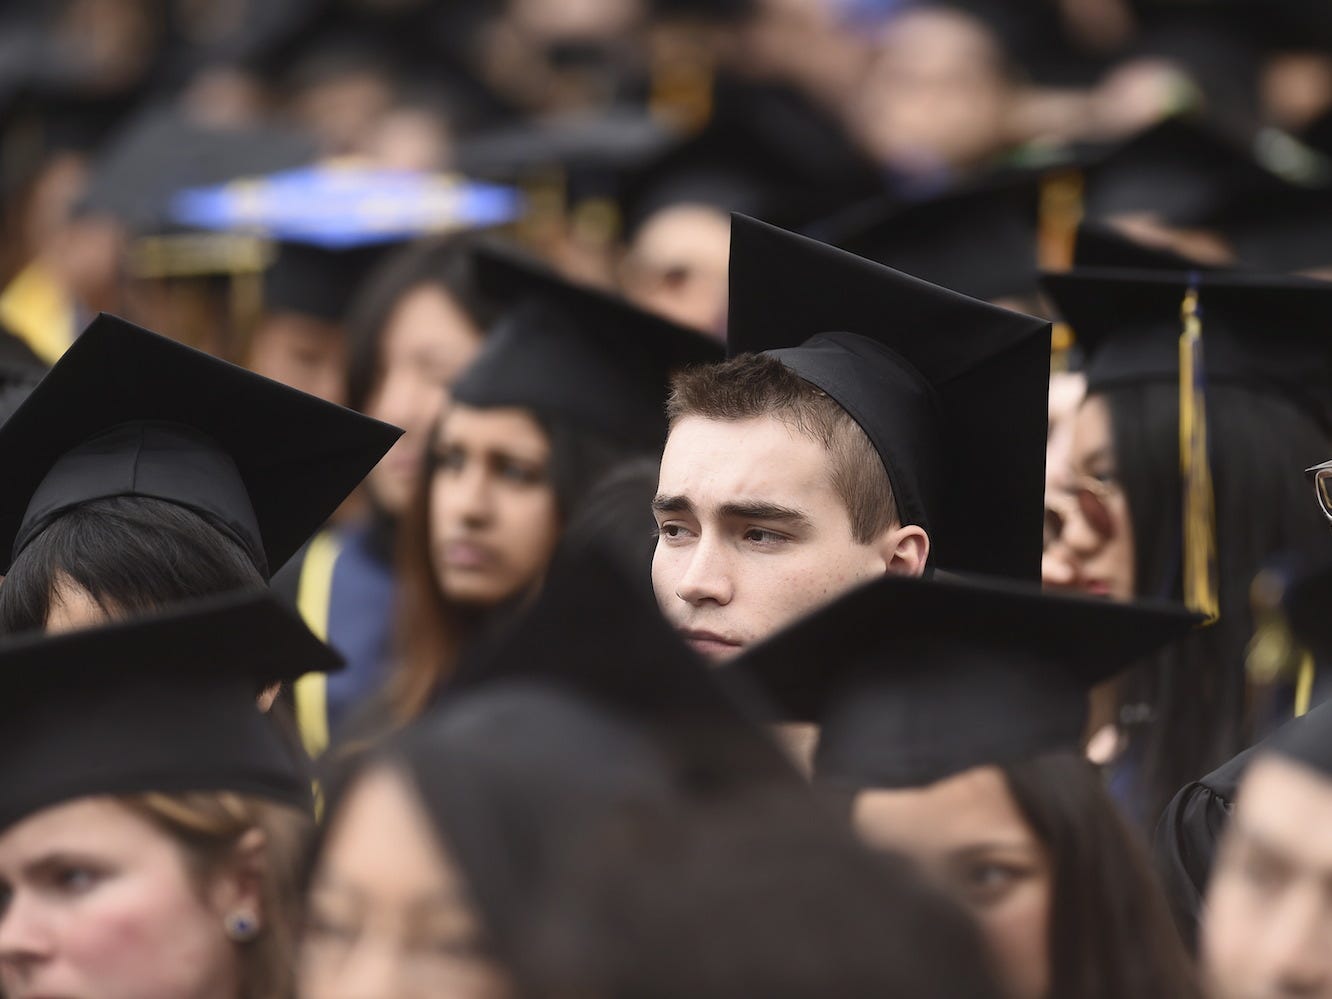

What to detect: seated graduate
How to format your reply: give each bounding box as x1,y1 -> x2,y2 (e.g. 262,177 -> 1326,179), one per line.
0,592 -> 339,999
651,214 -> 1051,662
1040,268 -> 1332,824
0,314 -> 399,638
1200,697 -> 1332,999
301,549 -> 793,999
729,573 -> 1204,999
383,246 -> 721,726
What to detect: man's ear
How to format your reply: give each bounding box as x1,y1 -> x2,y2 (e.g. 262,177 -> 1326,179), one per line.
876,523 -> 929,577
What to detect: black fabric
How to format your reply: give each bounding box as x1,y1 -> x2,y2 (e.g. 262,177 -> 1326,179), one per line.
807,171 -> 1044,302
727,214 -> 1052,581
1040,267 -> 1332,430
264,242 -> 388,323
1154,739 -> 1256,951
452,246 -> 723,451
1072,221 -> 1222,271
0,313 -> 402,577
1267,695 -> 1332,780
0,592 -> 341,832
729,572 -> 1200,788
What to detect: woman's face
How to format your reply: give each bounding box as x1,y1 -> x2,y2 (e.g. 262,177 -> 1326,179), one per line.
1042,394 -> 1136,601
300,767 -> 512,999
428,404 -> 562,607
364,286 -> 485,518
0,797 -> 247,999
853,766 -> 1053,999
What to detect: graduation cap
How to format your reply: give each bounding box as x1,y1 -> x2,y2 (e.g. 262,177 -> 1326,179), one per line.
1082,115 -> 1325,227
1040,267 -> 1332,429
1072,220 -> 1222,271
0,590 -> 341,833
80,106 -> 319,236
1209,183 -> 1332,274
805,171 -> 1043,304
0,313 -> 402,578
619,79 -> 880,236
452,245 -> 723,450
727,214 -> 1052,581
448,543 -> 798,791
727,573 -> 1201,788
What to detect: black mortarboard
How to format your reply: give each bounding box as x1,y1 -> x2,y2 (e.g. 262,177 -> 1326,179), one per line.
727,214 -> 1052,581
80,106 -> 318,235
1210,184 -> 1332,274
264,242 -> 388,324
452,245 -> 723,450
0,314 -> 402,577
0,591 -> 341,832
806,171 -> 1043,303
1040,267 -> 1332,430
1265,699 -> 1332,782
449,545 -> 797,791
1082,115 -> 1321,227
729,573 -> 1200,788
620,79 -> 880,235
1072,220 -> 1221,271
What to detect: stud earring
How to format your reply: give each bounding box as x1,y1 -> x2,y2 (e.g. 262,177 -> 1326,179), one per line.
224,910 -> 261,943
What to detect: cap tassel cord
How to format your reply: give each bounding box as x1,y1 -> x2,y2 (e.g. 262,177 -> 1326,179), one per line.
1179,276 -> 1220,623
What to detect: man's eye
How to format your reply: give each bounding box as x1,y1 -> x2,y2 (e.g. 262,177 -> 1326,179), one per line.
657,523 -> 692,541
743,528 -> 786,544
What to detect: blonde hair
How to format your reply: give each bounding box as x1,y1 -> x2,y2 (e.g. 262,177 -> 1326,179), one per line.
120,792 -> 313,999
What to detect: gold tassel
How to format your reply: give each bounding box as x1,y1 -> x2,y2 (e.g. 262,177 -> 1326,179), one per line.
1179,277 -> 1220,622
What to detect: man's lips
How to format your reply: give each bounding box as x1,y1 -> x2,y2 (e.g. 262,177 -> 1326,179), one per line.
678,628 -> 743,656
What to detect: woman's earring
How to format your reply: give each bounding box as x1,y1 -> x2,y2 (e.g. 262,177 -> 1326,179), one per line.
224,910 -> 261,943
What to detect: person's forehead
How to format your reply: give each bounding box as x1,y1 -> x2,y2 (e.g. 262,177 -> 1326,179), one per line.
1232,756 -> 1332,872
659,414 -> 838,503
854,766 -> 1037,854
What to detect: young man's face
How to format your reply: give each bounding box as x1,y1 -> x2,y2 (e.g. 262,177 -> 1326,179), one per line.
1202,754 -> 1332,999
652,414 -> 903,661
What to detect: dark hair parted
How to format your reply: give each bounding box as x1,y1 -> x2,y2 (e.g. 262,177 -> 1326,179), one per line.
667,353 -> 897,543
1002,752 -> 1201,999
0,495 -> 265,634
344,236 -> 498,413
387,409 -> 644,724
1101,383 -> 1332,824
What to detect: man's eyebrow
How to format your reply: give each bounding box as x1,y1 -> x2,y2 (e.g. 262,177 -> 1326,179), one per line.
718,501 -> 812,527
652,494 -> 694,514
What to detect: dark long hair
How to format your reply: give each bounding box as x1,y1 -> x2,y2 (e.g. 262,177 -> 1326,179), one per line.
0,495 -> 264,634
387,410 -> 645,724
1002,753 -> 1200,999
1101,383 -> 1332,822
343,236 -> 498,414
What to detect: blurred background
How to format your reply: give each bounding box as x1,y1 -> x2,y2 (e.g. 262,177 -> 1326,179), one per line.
1,0 -> 1330,379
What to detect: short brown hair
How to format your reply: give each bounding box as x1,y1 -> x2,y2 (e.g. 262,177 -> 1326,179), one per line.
666,354 -> 897,542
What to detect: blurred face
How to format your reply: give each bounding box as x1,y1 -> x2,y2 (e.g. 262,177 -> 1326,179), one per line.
247,313 -> 349,406
652,415 -> 916,661
1202,755 -> 1332,999
853,8 -> 1010,174
854,767 -> 1053,999
1042,394 -> 1136,600
364,286 -> 485,517
301,767 -> 512,999
0,798 -> 243,999
429,404 -> 562,607
621,206 -> 730,337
